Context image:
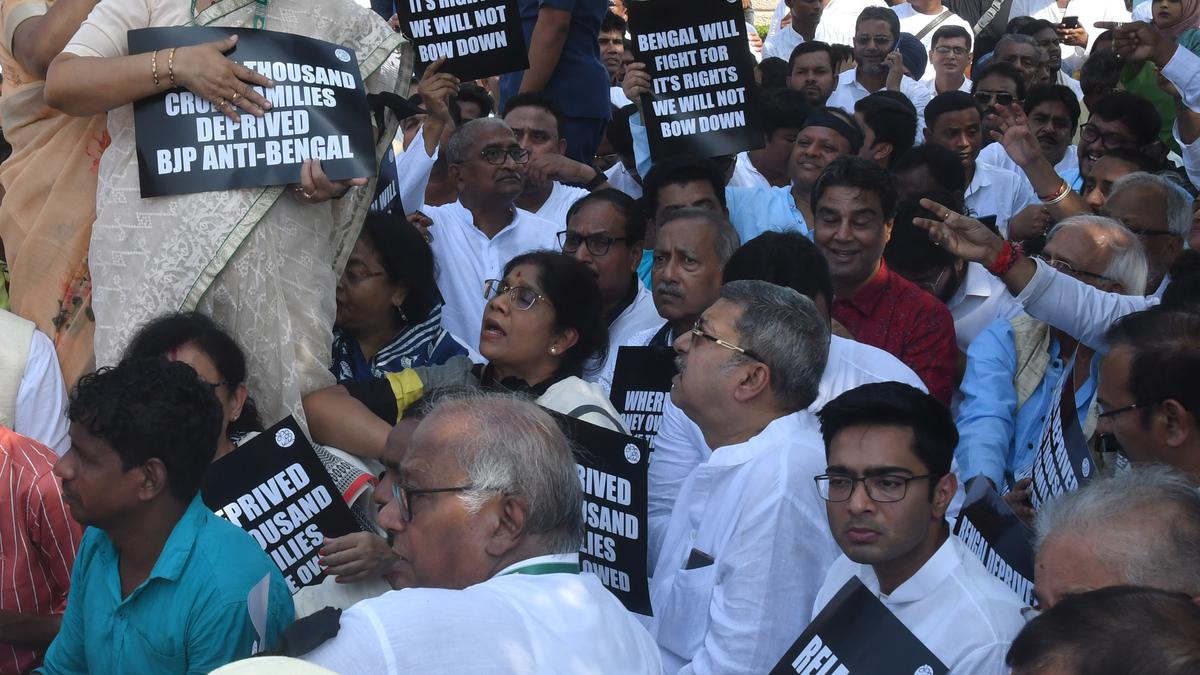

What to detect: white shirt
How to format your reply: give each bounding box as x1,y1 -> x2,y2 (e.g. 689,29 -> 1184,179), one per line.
395,130 -> 438,217
304,553 -> 663,674
647,336 -> 927,569
964,161 -> 1038,238
596,322 -> 667,395
976,143 -> 1079,195
947,262 -> 1025,352
1007,0 -> 1129,72
604,161 -> 643,199
648,414 -> 840,675
827,68 -> 934,135
610,86 -> 633,109
761,25 -> 805,62
427,201 -> 560,351
812,536 -> 1026,675
919,75 -> 972,97
813,0 -> 889,46
534,181 -> 590,228
1174,120 -> 1200,193
728,151 -> 772,189
1056,70 -> 1084,100
588,283 -> 664,392
890,3 -> 974,82
15,330 -> 69,456
1163,45 -> 1200,116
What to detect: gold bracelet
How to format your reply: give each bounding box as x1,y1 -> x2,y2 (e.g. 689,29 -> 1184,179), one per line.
168,47 -> 178,87
151,50 -> 159,87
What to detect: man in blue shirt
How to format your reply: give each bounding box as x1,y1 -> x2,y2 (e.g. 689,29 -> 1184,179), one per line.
42,358 -> 294,674
501,0 -> 611,164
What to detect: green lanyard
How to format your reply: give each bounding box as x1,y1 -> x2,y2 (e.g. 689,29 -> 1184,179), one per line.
498,562 -> 579,577
190,0 -> 269,28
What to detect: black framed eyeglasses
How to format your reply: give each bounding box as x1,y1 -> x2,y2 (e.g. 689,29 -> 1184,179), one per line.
1097,400 -> 1160,419
391,482 -> 474,523
1079,123 -> 1137,149
479,146 -> 531,165
814,473 -> 935,503
1034,254 -> 1117,285
557,230 -> 632,256
483,279 -> 546,310
689,321 -> 763,363
974,91 -> 1015,107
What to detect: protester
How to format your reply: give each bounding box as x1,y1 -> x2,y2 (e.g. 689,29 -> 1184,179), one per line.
0,426 -> 82,673
814,381 -> 1024,674
854,93 -> 918,168
1008,0 -> 1130,73
812,157 -> 957,402
648,280 -> 838,674
0,309 -> 70,455
599,11 -> 626,85
454,83 -> 494,122
636,158 -> 730,285
1033,466 -> 1200,611
1076,92 -> 1162,181
1078,150 -> 1159,213
977,84 -> 1081,194
827,8 -> 934,123
398,65 -> 463,210
301,393 -> 664,673
43,0 -> 405,432
891,0 -> 972,79
1015,19 -> 1085,100
0,3 -> 106,386
601,105 -> 643,198
787,42 -> 839,107
731,88 -> 811,189
992,34 -> 1045,92
333,214 -> 469,382
762,0 -> 823,61
893,143 -> 969,199
971,62 -> 1027,146
1102,172 -> 1190,295
44,358 -> 294,671
923,25 -> 974,96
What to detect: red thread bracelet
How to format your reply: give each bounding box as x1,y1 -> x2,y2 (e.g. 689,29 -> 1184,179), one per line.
987,241 -> 1024,276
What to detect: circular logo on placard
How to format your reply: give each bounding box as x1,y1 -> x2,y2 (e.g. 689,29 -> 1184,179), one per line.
334,48 -> 352,63
915,666 -> 934,675
624,443 -> 641,464
275,428 -> 296,448
1081,457 -> 1092,478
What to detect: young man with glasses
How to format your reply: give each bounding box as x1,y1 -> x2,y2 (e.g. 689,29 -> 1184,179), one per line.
890,0 -> 972,82
813,381 -> 1025,674
423,118 -> 560,353
923,25 -> 974,96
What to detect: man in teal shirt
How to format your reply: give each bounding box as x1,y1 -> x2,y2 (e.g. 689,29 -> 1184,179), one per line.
41,358 -> 294,674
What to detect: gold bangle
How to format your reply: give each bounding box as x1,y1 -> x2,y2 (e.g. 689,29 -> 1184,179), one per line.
168,47 -> 178,87
151,50 -> 159,87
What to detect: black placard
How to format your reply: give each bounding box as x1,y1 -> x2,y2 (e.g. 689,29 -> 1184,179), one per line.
770,577 -> 949,675
129,27 -> 377,197
953,477 -> 1036,606
1030,356 -> 1095,509
626,0 -> 763,160
608,346 -> 677,450
370,145 -> 403,214
397,0 -> 528,81
201,417 -> 362,594
549,410 -> 651,616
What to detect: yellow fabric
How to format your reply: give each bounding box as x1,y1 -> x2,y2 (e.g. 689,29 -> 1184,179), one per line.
384,369 -> 426,422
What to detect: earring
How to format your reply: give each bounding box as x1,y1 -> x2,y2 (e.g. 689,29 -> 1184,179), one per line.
396,304 -> 408,322
550,347 -> 558,355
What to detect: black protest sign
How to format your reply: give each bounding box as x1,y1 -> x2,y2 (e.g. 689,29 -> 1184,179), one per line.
370,145 -> 403,214
129,27 -> 376,197
548,410 -> 652,616
202,417 -> 362,594
770,577 -> 948,675
398,0 -> 527,81
609,346 -> 677,450
1030,358 -> 1095,509
627,0 -> 763,160
953,477 -> 1036,605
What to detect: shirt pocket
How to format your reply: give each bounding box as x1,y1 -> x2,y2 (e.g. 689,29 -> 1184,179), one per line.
656,563 -> 718,660
125,623 -> 186,672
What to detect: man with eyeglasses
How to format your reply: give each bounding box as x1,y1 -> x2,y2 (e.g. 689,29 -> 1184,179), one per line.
1075,92 -> 1161,182
970,61 -> 1026,149
422,118 -> 560,353
922,25 -> 973,96
647,280 -> 839,675
560,190 -> 663,385
890,0 -> 971,82
303,393 -> 664,673
1100,172 -> 1189,296
826,7 -> 934,128
812,381 -> 1025,674
954,215 -> 1146,506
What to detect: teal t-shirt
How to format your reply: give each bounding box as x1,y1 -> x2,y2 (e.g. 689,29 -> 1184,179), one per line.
40,496 -> 294,674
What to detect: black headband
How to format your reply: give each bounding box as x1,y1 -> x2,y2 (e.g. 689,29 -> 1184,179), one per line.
803,110 -> 864,154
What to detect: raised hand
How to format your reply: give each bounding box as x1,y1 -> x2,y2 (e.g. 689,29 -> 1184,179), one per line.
1097,21 -> 1177,66
912,197 -> 1008,267
418,57 -> 459,121
172,34 -> 274,122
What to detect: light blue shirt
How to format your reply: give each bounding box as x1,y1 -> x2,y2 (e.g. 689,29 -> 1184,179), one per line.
41,496 -> 294,674
954,318 -> 1100,490
629,114 -> 809,243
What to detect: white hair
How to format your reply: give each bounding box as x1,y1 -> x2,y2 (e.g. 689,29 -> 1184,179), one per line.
1110,171 -> 1193,238
1047,214 -> 1148,295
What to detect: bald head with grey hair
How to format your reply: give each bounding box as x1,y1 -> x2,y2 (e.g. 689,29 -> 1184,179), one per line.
658,207 -> 741,266
445,117 -> 514,164
1033,465 -> 1200,610
1046,214 -> 1148,295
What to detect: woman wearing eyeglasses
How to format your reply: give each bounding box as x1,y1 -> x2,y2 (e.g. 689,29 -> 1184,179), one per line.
305,250 -> 626,459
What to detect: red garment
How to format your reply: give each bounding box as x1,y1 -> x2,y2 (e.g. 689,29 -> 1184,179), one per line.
0,426 -> 82,675
832,262 -> 957,403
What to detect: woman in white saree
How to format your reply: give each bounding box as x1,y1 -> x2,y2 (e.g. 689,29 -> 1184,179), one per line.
43,0 -> 409,430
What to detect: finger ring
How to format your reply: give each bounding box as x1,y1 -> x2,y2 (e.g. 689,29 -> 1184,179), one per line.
231,92 -> 241,103
303,190 -> 315,199
217,98 -> 227,108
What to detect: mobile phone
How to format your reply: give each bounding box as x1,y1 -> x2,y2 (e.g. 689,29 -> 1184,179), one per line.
1062,16 -> 1080,28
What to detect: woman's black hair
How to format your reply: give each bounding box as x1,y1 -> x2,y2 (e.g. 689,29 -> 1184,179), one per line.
502,251 -> 608,378
357,212 -> 440,324
122,312 -> 264,436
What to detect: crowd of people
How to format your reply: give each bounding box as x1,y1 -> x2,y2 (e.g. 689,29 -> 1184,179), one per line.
0,0 -> 1199,672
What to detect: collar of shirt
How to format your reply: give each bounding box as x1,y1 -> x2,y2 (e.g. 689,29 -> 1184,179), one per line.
450,200 -> 521,241
836,261 -> 893,319
863,533 -> 958,605
494,552 -> 580,578
965,161 -> 999,199
706,414 -> 798,468
648,322 -> 674,349
97,495 -> 208,596
949,262 -> 995,308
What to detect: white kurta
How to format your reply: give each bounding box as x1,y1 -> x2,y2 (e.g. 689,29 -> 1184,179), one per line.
946,262 -> 1024,352
533,181 -> 590,229
964,162 -> 1038,238
827,68 -> 934,136
304,553 -> 664,674
588,282 -> 664,392
812,536 -> 1026,675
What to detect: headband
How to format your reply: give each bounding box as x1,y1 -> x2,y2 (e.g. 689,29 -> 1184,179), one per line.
803,110 -> 864,154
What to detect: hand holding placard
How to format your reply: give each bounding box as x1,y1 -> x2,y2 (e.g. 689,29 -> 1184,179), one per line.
172,34 -> 274,122
398,0 -> 528,81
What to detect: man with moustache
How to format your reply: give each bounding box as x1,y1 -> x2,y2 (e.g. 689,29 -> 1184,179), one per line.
813,382 -> 1025,674
978,84 -> 1080,192
423,119 -> 560,353
826,8 -> 934,126
787,42 -> 839,107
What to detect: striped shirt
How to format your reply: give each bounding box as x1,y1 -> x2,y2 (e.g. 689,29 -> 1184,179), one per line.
0,426 -> 80,674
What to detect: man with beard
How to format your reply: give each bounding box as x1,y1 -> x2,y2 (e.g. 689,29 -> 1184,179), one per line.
424,119 -> 560,353
787,42 -> 839,107
991,33 -> 1044,92
978,84 -> 1081,193
813,382 -> 1024,674
826,8 -> 934,126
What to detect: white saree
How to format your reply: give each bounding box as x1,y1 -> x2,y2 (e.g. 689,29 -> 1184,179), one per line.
64,0 -> 410,430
